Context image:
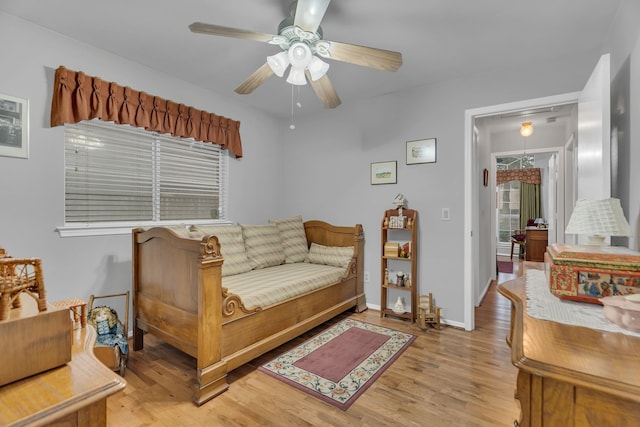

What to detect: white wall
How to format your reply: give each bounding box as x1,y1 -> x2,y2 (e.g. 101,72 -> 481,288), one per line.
0,13 -> 283,304
604,0 -> 640,250
279,51 -> 600,324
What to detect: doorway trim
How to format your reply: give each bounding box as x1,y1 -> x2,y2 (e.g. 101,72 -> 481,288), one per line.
463,92 -> 580,331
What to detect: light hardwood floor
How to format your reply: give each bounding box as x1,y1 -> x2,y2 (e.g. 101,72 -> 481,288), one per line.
107,265 -> 522,426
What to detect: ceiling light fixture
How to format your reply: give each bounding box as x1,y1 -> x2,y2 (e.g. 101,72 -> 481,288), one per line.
307,56 -> 329,81
268,40 -> 330,86
266,51 -> 290,77
286,67 -> 307,85
520,121 -> 534,137
285,42 -> 313,85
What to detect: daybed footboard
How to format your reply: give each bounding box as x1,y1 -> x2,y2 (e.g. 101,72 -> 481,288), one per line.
132,227 -> 229,403
304,220 -> 366,312
132,221 -> 365,406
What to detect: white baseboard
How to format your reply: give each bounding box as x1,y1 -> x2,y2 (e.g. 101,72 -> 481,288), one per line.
366,302 -> 460,328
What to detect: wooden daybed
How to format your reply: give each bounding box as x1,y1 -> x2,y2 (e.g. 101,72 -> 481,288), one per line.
132,220 -> 366,406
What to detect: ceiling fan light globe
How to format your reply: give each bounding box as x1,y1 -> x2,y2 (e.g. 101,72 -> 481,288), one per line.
288,42 -> 313,69
286,67 -> 307,85
308,56 -> 329,81
267,51 -> 290,77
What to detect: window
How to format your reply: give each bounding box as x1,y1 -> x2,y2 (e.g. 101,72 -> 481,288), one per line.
496,155 -> 533,244
60,120 -> 227,236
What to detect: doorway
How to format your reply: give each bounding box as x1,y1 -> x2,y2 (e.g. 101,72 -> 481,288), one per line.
463,92 -> 581,331
464,54 -> 612,331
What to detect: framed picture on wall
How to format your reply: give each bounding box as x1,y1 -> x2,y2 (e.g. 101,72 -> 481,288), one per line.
406,138 -> 436,165
371,161 -> 397,185
0,93 -> 29,159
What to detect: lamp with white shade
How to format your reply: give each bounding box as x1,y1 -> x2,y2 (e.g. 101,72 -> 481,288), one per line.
565,198 -> 632,245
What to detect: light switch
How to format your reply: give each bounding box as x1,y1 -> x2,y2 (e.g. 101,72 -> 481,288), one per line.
442,208 -> 450,221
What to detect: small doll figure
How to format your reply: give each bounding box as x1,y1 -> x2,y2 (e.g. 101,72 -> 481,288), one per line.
87,305 -> 129,355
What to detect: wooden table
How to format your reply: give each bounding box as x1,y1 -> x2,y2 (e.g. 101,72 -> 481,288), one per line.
524,227 -> 547,262
498,262 -> 640,426
0,325 -> 126,426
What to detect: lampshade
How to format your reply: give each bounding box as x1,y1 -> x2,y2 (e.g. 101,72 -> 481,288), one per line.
307,56 -> 329,81
520,121 -> 533,137
267,51 -> 290,77
286,67 -> 307,85
565,198 -> 632,245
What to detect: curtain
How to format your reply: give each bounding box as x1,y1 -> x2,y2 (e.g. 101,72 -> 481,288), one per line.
496,168 -> 541,185
50,66 -> 243,158
520,182 -> 541,229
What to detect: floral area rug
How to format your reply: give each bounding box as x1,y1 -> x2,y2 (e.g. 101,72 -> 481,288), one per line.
258,318 -> 416,410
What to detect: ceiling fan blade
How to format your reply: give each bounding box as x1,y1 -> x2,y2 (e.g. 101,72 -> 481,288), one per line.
235,63 -> 274,94
305,71 -> 341,109
189,22 -> 275,43
294,0 -> 331,33
325,41 -> 403,71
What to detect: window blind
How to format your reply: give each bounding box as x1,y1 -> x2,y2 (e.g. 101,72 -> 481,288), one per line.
65,120 -> 225,224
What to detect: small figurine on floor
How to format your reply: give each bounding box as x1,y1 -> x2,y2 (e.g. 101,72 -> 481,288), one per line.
87,305 -> 129,355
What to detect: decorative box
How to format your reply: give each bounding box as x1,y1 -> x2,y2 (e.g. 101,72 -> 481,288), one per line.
0,297 -> 72,386
388,215 -> 407,229
545,243 -> 640,304
384,242 -> 400,257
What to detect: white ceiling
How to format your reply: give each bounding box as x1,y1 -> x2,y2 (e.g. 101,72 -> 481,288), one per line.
0,0 -> 621,119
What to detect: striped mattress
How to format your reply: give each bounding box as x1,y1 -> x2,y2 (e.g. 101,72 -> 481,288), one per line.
223,262 -> 348,310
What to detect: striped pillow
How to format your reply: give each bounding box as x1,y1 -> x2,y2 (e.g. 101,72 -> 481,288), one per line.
305,243 -> 354,268
240,223 -> 286,269
269,215 -> 309,263
193,225 -> 252,277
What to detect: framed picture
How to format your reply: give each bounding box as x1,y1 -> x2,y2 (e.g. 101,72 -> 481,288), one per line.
370,161 -> 397,185
406,138 -> 436,165
0,93 -> 29,159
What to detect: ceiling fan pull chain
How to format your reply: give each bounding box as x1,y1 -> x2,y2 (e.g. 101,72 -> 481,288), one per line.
290,84 -> 296,130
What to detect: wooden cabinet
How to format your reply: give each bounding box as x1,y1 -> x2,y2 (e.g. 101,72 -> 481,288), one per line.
0,325 -> 125,426
498,263 -> 640,427
525,227 -> 547,262
380,208 -> 417,322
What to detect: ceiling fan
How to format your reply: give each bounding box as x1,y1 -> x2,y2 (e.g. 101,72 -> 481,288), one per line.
189,0 -> 403,109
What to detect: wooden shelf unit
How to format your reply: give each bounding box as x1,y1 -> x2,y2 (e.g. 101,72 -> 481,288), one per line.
380,208 -> 418,322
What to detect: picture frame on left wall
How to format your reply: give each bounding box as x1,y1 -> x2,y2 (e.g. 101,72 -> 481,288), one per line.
0,93 -> 29,159
371,161 -> 397,185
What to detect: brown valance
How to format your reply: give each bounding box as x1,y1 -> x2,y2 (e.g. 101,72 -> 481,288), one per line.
50,66 -> 243,158
496,168 -> 541,185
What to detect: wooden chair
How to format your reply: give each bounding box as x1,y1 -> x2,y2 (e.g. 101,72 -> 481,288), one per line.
416,293 -> 441,330
87,291 -> 129,376
0,249 -> 47,321
510,230 -> 526,260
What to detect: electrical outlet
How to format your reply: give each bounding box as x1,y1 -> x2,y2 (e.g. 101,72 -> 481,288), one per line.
364,271 -> 370,282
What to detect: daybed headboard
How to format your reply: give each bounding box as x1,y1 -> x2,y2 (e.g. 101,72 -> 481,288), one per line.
303,220 -> 363,248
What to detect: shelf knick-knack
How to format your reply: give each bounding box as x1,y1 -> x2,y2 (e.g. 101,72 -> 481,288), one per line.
393,296 -> 405,314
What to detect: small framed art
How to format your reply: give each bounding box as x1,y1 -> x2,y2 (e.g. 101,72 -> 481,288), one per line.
370,161 -> 397,185
0,93 -> 29,159
406,138 -> 436,165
